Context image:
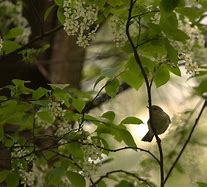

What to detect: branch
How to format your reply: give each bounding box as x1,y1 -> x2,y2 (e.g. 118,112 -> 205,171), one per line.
84,82 -> 130,113
93,169 -> 156,187
56,135 -> 159,163
0,25 -> 63,62
126,1 -> 164,186
164,100 -> 207,184
131,9 -> 160,19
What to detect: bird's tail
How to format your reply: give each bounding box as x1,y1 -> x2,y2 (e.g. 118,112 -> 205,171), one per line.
141,131 -> 154,142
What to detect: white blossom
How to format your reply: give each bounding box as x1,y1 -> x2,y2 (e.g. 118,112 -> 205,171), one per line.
0,38 -> 3,51
20,163 -> 48,187
63,0 -> 99,47
110,15 -> 128,47
175,17 -> 205,75
0,0 -> 31,45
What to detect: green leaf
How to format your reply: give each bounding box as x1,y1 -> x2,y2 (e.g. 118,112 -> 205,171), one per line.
177,7 -> 205,21
105,78 -> 119,97
160,0 -> 180,13
37,111 -> 54,124
67,171 -> 86,187
97,181 -> 107,187
167,65 -> 181,76
0,96 -> 7,101
0,170 -> 9,183
66,142 -> 84,160
19,115 -> 34,130
55,0 -> 63,6
116,125 -> 137,147
165,41 -> 178,64
102,111 -> 115,121
47,167 -> 65,186
32,87 -> 48,100
57,7 -> 65,24
53,89 -> 71,107
44,4 -> 56,21
2,41 -> 21,54
120,116 -> 143,125
115,180 -> 134,187
160,13 -> 189,41
11,79 -> 32,95
49,84 -> 69,90
12,79 -> 30,87
72,98 -> 85,113
106,0 -> 125,6
6,172 -> 19,187
0,127 -> 4,141
4,28 -> 23,39
197,182 -> 207,187
94,75 -> 105,89
120,56 -> 144,90
195,80 -> 207,95
154,65 -> 170,87
31,100 -> 50,106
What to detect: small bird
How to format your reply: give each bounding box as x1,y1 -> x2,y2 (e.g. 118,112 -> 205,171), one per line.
142,105 -> 171,142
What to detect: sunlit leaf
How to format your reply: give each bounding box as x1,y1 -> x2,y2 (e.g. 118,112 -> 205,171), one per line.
57,7 -> 65,24
102,111 -> 115,121
55,0 -> 63,6
120,116 -> 143,125
72,98 -> 85,113
4,28 -> 23,39
105,78 -> 119,97
32,87 -> 48,100
49,84 -> 69,90
46,167 -> 65,186
37,111 -> 54,124
154,65 -> 170,87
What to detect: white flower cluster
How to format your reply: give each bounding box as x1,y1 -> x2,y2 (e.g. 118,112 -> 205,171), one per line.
35,101 -> 66,129
11,145 -> 34,162
178,52 -> 199,75
20,163 -> 48,187
110,15 -> 128,47
55,120 -> 72,137
175,17 -> 205,75
179,17 -> 205,50
63,0 -> 99,48
48,101 -> 66,118
80,137 -> 103,177
0,38 -> 3,51
0,0 -> 31,45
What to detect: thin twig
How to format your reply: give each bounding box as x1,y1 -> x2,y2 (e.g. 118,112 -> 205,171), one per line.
164,100 -> 206,184
136,38 -> 158,49
126,1 -> 164,186
93,169 -> 156,187
131,10 -> 160,19
0,25 -> 63,62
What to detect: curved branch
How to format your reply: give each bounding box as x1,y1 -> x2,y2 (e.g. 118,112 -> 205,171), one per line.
93,169 -> 156,187
126,1 -> 164,186
164,100 -> 206,184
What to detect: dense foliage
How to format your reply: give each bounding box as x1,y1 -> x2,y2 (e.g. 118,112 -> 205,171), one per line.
0,0 -> 207,187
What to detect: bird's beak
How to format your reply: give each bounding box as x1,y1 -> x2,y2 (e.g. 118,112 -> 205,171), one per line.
146,106 -> 149,108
